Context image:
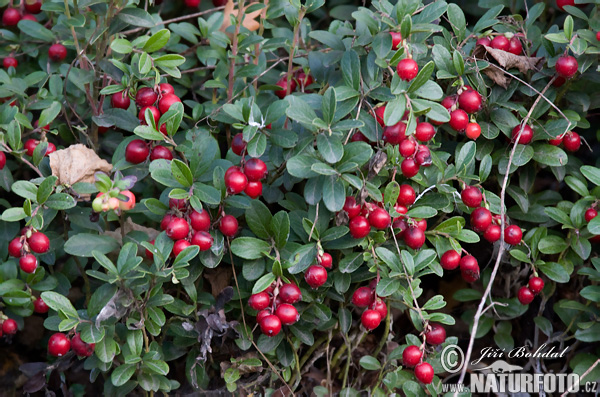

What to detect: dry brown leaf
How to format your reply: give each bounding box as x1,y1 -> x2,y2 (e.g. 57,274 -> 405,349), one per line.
104,217 -> 159,251
204,266 -> 233,297
49,144 -> 112,200
473,44 -> 545,88
220,0 -> 262,33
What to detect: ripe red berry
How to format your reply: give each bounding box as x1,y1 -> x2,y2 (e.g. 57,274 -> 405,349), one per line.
219,215 -> 238,237
295,71 -> 314,91
351,131 -> 369,143
390,32 -> 402,49
414,362 -> 434,384
449,109 -> 469,132
318,252 -> 333,269
441,95 -> 457,110
190,210 -> 211,231
343,196 -> 361,219
19,254 -> 37,273
414,122 -> 436,142
563,131 -> 580,152
349,216 -> 371,238
461,186 -> 482,208
244,158 -> 268,181
440,250 -> 461,270
150,145 -> 173,161
135,87 -> 158,107
33,297 -> 49,313
8,238 -> 23,257
274,76 -> 296,99
158,93 -> 182,114
374,105 -> 386,127
3,57 -> 17,69
2,8 -> 21,26
402,345 -> 423,367
185,0 -> 201,6
248,292 -> 271,310
508,37 -> 523,55
172,239 -> 191,257
404,226 -> 426,250
470,207 -> 492,232
71,333 -> 95,357
597,32 -> 600,41
383,122 -> 407,145
159,83 -> 174,96
556,0 -> 577,11
458,90 -> 482,114
231,133 -> 247,156
256,309 -> 271,323
504,225 -> 522,245
491,35 -> 510,51
416,219 -> 427,232
371,298 -> 387,319
28,232 -> 50,254
48,333 -> 71,357
395,185 -> 415,208
166,217 -> 190,240
396,58 -> 419,81
483,224 -> 501,243
398,139 -> 415,158
280,284 -> 302,304
528,277 -> 544,295
352,286 -> 374,307
369,207 -> 391,230
275,303 -> 299,325
0,151 -> 5,170
466,122 -> 481,140
111,91 -> 130,109
225,168 -> 248,195
549,134 -> 563,146
401,158 -> 420,178
260,314 -> 282,336
2,318 -> 18,334
25,0 -> 43,14
191,231 -> 213,251
511,124 -> 534,144
425,323 -> 446,345
125,139 -> 149,164
169,198 -> 186,210
305,265 -> 327,288
361,309 -> 382,330
460,255 -> 480,282
476,37 -> 492,46
518,286 -> 535,305
244,181 -> 263,199
138,106 -> 160,125
585,208 -> 598,223
555,55 -> 578,79
22,14 -> 37,21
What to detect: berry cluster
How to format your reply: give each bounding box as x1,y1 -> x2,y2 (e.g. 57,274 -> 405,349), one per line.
304,251 -> 332,289
9,228 -> 50,274
225,143 -> 268,200
440,249 -> 480,283
48,332 -> 95,358
517,276 -> 545,305
402,323 -> 447,384
92,190 -> 136,213
249,280 -> 301,337
548,131 -> 581,152
477,33 -> 524,55
274,69 -> 314,99
352,281 -> 388,331
442,86 -> 483,140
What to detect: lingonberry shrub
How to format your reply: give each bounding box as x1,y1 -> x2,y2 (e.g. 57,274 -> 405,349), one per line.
0,0 -> 599,395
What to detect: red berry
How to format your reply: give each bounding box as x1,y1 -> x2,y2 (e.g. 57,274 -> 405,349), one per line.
248,292 -> 271,310
371,298 -> 387,319
19,254 -> 37,273
549,134 -> 563,146
374,105 -> 386,127
256,309 -> 271,323
349,216 -> 371,238
361,309 -> 382,330
460,255 -> 480,282
2,8 -> 21,26
399,139 -> 417,157
279,284 -> 302,304
260,315 -> 282,336
138,106 -> 160,125
511,124 -> 534,144
416,219 -> 427,231
458,90 -> 482,114
585,208 -> 598,223
415,145 -> 431,167
351,131 -> 369,143
275,303 -> 299,325
556,0 -> 577,11
343,196 -> 361,219
231,133 -> 247,155
2,318 -> 18,334
25,0 -> 43,14
555,55 -> 578,79
190,210 -> 211,231
476,37 -> 492,46
369,207 -> 391,230
504,225 -> 522,245
415,122 -> 436,142
111,91 -> 130,109
150,145 -> 173,161
33,297 -> 49,314
274,77 -> 296,99
449,109 -> 469,131
22,14 -> 37,21
8,238 -> 23,257
402,345 -> 423,367
528,277 -> 544,295
135,87 -> 158,107
125,139 -> 149,164
185,0 -> 201,6
491,35 -> 510,51
48,333 -> 71,357
119,190 -> 136,211
352,286 -> 374,307
172,239 -> 191,257
244,158 -> 268,181
158,93 -> 182,114
318,252 -> 333,269
3,57 -> 18,69
440,250 -> 461,270
28,232 -> 50,253
396,185 -> 416,207
295,71 -> 314,91
441,95 -> 457,110
160,214 -> 174,231
71,333 -> 95,357
0,151 -> 5,170
244,181 -> 263,199
219,215 -> 238,237
563,131 -> 581,152
225,168 -> 248,195
518,286 -> 535,305
166,218 -> 190,240
425,323 -> 446,345
390,32 -> 402,49
597,32 -> 600,41
304,265 -> 327,288
508,37 -> 523,55
466,122 -> 481,140
414,362 -> 434,384
483,224 -> 501,243
159,83 -> 174,96
401,158 -> 420,178
396,58 -> 419,81
470,207 -> 492,232
404,226 -> 425,249
383,122 -> 406,145
461,186 -> 482,208
191,231 -> 213,251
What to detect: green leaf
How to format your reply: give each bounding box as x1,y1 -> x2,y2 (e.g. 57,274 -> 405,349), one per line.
36,176 -> 58,205
286,96 -> 318,131
383,96 -> 407,127
408,61 -> 435,93
64,234 -> 119,257
359,356 -> 381,370
447,3 -> 466,41
171,159 -> 194,187
45,193 -> 77,210
17,20 -> 55,42
564,15 -> 573,40
111,364 -> 136,387
230,237 -> 271,260
322,176 -> 345,212
139,52 -> 152,74
270,211 -> 290,249
118,7 -> 155,27
252,273 -> 276,294
341,50 -> 360,91
308,30 -> 345,51
538,235 -> 568,254
38,102 -> 62,128
455,141 -> 476,175
40,291 -> 78,318
12,181 -> 38,201
143,29 -> 170,53
245,200 -> 273,239
317,134 -> 343,164
322,87 -> 336,126
580,165 -> 600,186
532,144 -> 568,167
538,262 -> 570,283
111,39 -> 133,54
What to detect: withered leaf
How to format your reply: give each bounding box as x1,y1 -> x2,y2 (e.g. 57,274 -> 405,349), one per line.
473,44 -> 545,88
220,0 -> 262,34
